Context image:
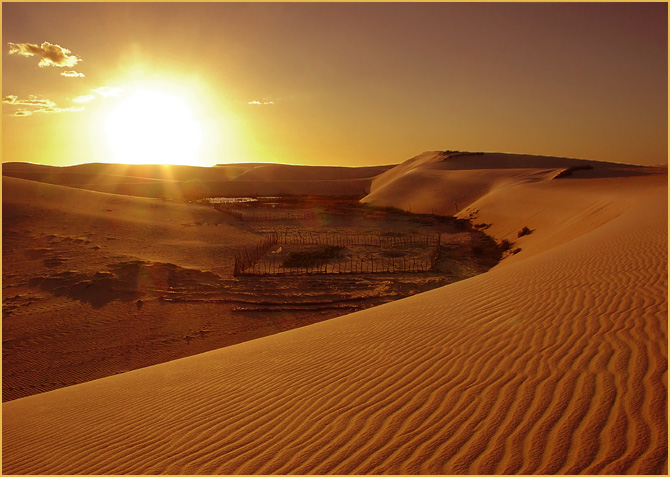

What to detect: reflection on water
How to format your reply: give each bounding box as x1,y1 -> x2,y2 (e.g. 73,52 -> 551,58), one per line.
205,197 -> 257,204
205,196 -> 282,205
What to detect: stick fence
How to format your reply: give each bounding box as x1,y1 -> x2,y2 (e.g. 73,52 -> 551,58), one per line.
234,232 -> 441,276
216,204 -> 316,222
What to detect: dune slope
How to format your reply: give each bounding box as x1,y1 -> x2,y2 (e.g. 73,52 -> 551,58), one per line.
2,157 -> 667,474
362,151 -> 653,216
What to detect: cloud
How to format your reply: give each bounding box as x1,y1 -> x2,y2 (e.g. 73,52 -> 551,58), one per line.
3,94 -> 56,108
61,70 -> 85,78
7,41 -> 81,68
72,94 -> 95,103
11,105 -> 84,117
3,94 -> 84,116
93,86 -> 123,97
248,99 -> 275,105
51,106 -> 85,113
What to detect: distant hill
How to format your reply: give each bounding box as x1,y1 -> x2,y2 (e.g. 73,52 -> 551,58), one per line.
2,161 -> 394,200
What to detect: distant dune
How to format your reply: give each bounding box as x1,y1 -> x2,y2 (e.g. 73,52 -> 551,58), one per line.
2,161 -> 393,199
2,152 -> 667,474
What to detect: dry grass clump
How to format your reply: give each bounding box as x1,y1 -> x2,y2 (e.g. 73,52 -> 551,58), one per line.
499,238 -> 513,252
474,222 -> 492,230
517,226 -> 533,237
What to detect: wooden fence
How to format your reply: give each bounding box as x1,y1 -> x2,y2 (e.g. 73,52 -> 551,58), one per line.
215,203 -> 316,222
273,231 -> 440,248
233,233 -> 280,275
220,209 -> 316,222
234,232 -> 441,276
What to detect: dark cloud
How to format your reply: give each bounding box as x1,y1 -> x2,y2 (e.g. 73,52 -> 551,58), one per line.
8,41 -> 81,68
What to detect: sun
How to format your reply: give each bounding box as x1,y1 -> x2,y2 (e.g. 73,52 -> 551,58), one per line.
102,83 -> 205,165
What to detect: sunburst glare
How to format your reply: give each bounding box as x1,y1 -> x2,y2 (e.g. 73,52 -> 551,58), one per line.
102,83 -> 205,165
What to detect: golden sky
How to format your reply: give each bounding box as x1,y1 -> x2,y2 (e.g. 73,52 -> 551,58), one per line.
2,2 -> 668,167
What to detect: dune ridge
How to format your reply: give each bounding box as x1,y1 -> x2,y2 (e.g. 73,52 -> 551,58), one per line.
362,151 -> 654,216
2,153 -> 667,474
2,162 -> 392,199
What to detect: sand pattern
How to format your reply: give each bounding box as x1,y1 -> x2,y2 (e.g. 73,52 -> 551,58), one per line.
2,155 -> 667,474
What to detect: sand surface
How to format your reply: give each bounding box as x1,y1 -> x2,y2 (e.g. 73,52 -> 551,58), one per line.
2,152 -> 667,474
2,178 -> 499,402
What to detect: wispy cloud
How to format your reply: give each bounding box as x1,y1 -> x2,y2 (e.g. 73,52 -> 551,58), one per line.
72,94 -> 96,103
61,70 -> 85,78
3,94 -> 56,108
7,41 -> 81,68
248,99 -> 275,105
93,86 -> 123,97
9,106 -> 84,117
3,94 -> 84,116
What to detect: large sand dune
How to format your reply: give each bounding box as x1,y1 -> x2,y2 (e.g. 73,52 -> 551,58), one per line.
2,153 -> 667,474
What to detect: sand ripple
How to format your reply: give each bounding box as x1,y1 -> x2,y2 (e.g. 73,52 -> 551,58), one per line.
2,174 -> 666,474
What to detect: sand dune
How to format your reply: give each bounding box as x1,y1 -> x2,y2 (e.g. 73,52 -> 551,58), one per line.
362,151 -> 654,216
2,161 -> 392,200
231,162 -> 392,181
2,153 -> 667,474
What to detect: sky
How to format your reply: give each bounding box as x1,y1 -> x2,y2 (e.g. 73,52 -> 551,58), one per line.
2,2 -> 668,167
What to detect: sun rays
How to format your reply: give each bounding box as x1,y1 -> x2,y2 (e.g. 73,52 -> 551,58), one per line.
102,82 -> 205,166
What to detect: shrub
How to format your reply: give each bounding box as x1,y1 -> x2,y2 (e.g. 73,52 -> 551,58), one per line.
499,239 -> 513,252
454,218 -> 471,230
517,226 -> 533,238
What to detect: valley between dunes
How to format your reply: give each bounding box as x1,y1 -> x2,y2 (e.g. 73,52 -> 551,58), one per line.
2,151 -> 667,474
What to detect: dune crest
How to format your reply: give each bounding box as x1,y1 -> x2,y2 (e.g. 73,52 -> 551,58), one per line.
363,151 -> 652,215
2,161 -> 392,199
2,154 -> 667,474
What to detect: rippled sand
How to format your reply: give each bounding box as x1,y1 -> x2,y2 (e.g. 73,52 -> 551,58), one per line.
3,153 -> 666,474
